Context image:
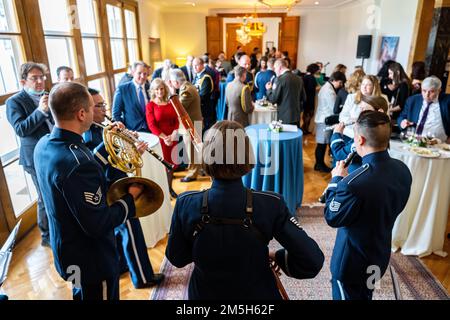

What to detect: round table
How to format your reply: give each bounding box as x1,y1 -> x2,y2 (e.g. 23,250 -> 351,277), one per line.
389,140 -> 450,257
242,124 -> 304,215
249,104 -> 277,125
137,132 -> 173,248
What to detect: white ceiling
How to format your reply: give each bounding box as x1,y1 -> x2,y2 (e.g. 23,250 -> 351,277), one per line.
147,0 -> 357,10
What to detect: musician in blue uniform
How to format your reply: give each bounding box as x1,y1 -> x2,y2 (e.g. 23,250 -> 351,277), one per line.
34,82 -> 144,300
324,111 -> 412,300
83,88 -> 165,289
166,120 -> 324,300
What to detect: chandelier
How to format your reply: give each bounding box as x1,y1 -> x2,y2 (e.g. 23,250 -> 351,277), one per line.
236,7 -> 267,45
258,0 -> 301,12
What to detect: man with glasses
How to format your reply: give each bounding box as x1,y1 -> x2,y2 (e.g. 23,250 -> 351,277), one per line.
6,62 -> 53,248
83,88 -> 165,289
112,61 -> 151,132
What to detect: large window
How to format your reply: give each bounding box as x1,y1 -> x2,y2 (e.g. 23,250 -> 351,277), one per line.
39,0 -> 78,82
107,4 -> 125,70
0,0 -> 25,95
124,9 -> 138,64
78,0 -> 104,76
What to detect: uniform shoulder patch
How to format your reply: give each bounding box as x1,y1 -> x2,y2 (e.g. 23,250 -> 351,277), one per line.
84,186 -> 102,205
329,199 -> 341,212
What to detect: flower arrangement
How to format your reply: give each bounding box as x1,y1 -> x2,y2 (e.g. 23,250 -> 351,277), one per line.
268,120 -> 283,133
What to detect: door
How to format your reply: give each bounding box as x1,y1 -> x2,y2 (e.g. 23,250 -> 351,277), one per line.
226,23 -> 263,59
280,16 -> 300,69
206,16 -> 223,59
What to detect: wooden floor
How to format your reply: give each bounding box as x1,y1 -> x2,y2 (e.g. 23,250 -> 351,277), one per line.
2,134 -> 449,299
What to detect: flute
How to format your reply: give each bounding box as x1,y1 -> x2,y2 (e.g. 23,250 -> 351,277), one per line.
324,121 -> 355,131
94,118 -> 175,171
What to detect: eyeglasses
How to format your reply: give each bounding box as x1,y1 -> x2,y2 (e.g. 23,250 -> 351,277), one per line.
94,102 -> 107,110
27,75 -> 47,82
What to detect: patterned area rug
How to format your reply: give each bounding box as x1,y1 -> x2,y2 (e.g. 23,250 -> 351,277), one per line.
150,205 -> 449,300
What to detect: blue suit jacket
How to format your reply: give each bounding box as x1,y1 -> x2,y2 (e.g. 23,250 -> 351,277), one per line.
397,94 -> 450,137
112,82 -> 150,132
6,89 -> 53,168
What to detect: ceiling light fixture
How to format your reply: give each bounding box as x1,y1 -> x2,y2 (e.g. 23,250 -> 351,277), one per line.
257,0 -> 301,12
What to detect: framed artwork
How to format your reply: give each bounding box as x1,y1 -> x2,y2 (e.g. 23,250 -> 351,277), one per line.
378,36 -> 400,71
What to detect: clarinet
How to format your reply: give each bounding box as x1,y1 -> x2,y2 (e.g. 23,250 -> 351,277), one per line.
318,151 -> 357,203
102,116 -> 175,171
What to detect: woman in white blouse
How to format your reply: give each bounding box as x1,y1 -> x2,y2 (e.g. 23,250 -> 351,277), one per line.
339,75 -> 383,138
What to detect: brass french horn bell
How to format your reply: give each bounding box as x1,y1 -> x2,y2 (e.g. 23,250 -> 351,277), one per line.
107,177 -> 164,218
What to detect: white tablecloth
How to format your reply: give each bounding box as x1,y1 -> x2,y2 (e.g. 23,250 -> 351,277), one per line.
249,105 -> 277,125
390,140 -> 450,257
137,132 -> 173,248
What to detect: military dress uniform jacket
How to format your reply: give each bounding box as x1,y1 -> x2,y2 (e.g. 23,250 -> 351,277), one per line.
34,128 -> 136,284
179,82 -> 203,123
225,79 -> 254,128
166,179 -> 324,300
324,151 -> 412,285
266,71 -> 306,125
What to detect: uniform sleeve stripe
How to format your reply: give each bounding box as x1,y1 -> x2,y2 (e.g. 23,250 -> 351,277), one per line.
330,139 -> 344,148
327,183 -> 338,189
94,150 -> 109,165
117,199 -> 129,224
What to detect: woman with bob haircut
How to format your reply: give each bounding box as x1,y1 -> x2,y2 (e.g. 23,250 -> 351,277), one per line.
165,120 -> 324,300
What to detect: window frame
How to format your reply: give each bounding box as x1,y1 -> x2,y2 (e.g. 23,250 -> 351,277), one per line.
0,0 -> 142,242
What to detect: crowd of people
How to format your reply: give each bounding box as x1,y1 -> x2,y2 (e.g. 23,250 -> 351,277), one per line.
3,43 -> 449,301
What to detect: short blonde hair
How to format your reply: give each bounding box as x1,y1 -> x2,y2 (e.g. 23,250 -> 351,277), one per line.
150,78 -> 169,102
202,121 -> 255,180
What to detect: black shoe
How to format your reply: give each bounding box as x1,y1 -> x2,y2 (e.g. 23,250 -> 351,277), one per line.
199,169 -> 206,177
180,176 -> 196,183
318,193 -> 327,204
135,274 -> 165,289
169,189 -> 178,198
41,239 -> 51,248
314,163 -> 332,173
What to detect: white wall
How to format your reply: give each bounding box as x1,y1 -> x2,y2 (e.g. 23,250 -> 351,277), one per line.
160,11 -> 208,62
138,0 -> 162,64
222,17 -> 282,52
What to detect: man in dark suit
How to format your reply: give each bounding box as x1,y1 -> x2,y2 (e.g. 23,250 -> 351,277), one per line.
180,55 -> 195,83
398,76 -> 450,143
112,61 -> 150,132
193,57 -> 215,132
265,58 -> 306,126
6,62 -> 53,247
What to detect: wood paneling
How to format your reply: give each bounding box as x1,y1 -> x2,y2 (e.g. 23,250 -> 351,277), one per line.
206,16 -> 223,58
409,0 -> 436,72
225,23 -> 263,60
280,16 -> 300,69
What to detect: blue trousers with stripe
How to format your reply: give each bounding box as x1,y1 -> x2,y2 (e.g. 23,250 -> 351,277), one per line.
115,218 -> 155,288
